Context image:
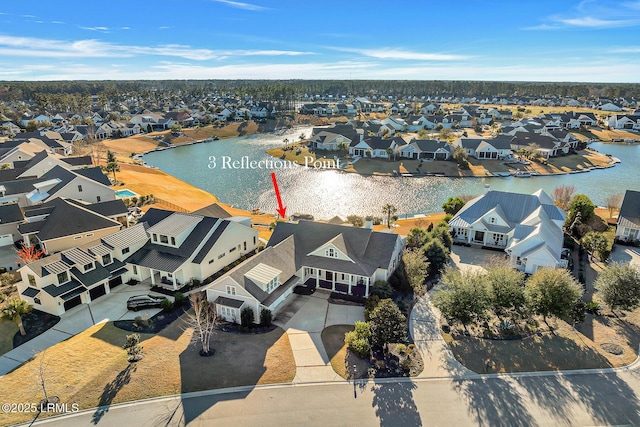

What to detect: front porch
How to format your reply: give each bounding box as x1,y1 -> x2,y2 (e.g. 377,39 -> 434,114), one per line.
139,268 -> 184,291
302,268 -> 370,297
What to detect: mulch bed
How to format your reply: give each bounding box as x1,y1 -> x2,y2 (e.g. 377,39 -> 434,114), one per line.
113,302 -> 191,334
217,322 -> 277,334
13,310 -> 60,348
348,343 -> 424,378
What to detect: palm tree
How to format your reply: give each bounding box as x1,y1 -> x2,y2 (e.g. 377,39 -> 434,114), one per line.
337,141 -> 349,156
382,204 -> 398,229
105,150 -> 120,182
2,299 -> 32,336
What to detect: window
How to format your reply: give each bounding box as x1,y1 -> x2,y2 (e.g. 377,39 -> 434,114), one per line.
132,265 -> 137,274
152,234 -> 157,242
218,253 -> 225,259
221,306 -> 236,319
28,274 -> 36,287
171,237 -> 176,246
102,254 -> 112,265
77,185 -> 83,192
226,285 -> 236,296
83,262 -> 94,271
229,247 -> 236,253
96,196 -> 101,202
74,236 -> 82,240
490,217 -> 495,224
122,247 -> 130,255
85,233 -> 94,237
34,297 -> 41,305
326,248 -> 337,258
266,276 -> 280,293
160,235 -> 169,244
304,267 -> 316,276
243,241 -> 247,251
57,271 -> 69,284
253,236 -> 256,245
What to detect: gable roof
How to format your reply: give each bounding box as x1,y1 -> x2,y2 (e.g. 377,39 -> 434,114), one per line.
19,197 -> 121,241
619,190 -> 640,226
191,202 -> 232,218
267,220 -> 399,277
68,199 -> 127,217
0,203 -> 23,224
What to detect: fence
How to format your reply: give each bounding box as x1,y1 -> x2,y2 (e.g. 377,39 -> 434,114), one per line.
154,197 -> 189,213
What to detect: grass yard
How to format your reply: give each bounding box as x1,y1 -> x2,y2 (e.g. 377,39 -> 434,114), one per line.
321,325 -> 354,379
0,317 -> 295,426
443,322 -> 615,374
589,128 -> 640,142
0,322 -> 18,356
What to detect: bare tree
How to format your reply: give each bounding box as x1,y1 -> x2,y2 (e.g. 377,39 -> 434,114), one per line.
604,193 -> 623,218
186,293 -> 218,356
553,184 -> 576,211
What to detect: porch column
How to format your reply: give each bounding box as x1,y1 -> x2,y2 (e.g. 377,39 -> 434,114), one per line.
331,272 -> 336,291
347,275 -> 352,295
150,269 -> 155,285
365,277 -> 370,297
316,269 -> 319,288
172,275 -> 177,291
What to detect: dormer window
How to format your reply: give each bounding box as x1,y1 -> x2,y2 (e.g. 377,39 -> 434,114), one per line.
171,237 -> 176,246
102,254 -> 112,265
152,234 -> 157,242
57,271 -> 69,285
490,217 -> 495,224
326,248 -> 337,258
160,235 -> 168,244
83,262 -> 94,272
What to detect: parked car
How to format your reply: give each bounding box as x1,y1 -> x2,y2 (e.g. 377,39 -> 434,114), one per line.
293,284 -> 316,295
127,295 -> 167,311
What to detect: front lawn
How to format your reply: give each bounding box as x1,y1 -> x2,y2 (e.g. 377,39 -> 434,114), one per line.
0,314 -> 295,426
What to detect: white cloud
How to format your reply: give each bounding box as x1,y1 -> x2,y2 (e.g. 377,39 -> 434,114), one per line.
80,26 -> 110,32
212,0 -> 267,11
328,47 -> 469,61
558,16 -> 639,28
0,35 -> 314,61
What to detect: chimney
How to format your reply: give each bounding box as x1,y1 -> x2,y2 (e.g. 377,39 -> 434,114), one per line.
484,184 -> 490,194
364,216 -> 373,229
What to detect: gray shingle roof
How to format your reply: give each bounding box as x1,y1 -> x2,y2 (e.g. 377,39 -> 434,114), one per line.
191,203 -> 232,218
21,287 -> 40,298
75,199 -> 128,217
0,203 -> 23,224
43,279 -> 85,298
620,190 -> 640,226
213,296 -> 244,309
192,220 -> 228,264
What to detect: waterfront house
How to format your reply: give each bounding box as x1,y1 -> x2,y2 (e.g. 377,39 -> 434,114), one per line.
18,197 -> 123,255
606,114 -> 640,131
206,220 -> 404,323
510,134 -> 562,158
449,188 -> 567,274
616,190 -> 640,243
453,136 -> 513,159
17,208 -> 259,315
400,139 -> 451,160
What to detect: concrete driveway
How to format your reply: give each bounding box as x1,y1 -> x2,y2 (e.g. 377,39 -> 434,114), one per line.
450,244 -> 503,273
276,291 -> 364,383
0,283 -> 166,376
610,244 -> 640,268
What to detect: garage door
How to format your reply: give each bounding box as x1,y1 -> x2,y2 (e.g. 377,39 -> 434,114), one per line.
63,295 -> 82,311
89,284 -> 107,301
108,276 -> 123,290
0,234 -> 13,247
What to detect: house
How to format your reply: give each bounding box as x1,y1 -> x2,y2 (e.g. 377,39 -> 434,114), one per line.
616,190 -> 640,243
206,220 -> 404,323
68,199 -> 129,228
17,208 -> 260,315
607,115 -> 640,130
453,136 -> 513,159
449,188 -> 567,273
126,208 -> 258,291
310,131 -> 352,151
599,103 -> 623,112
0,203 -> 24,247
18,197 -> 123,255
11,151 -> 92,179
510,134 -> 562,158
400,139 -> 451,160
0,165 -> 115,207
350,137 -> 396,159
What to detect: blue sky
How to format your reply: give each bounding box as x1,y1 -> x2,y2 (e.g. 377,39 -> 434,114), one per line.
1,0 -> 640,82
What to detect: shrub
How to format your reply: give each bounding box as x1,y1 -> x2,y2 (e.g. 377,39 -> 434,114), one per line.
260,308 -> 273,327
396,343 -> 407,354
364,295 -> 381,321
241,307 -> 255,327
161,298 -> 174,312
190,279 -> 201,288
586,301 -> 601,314
174,292 -> 186,307
345,321 -> 372,358
123,333 -> 143,362
371,280 -> 394,298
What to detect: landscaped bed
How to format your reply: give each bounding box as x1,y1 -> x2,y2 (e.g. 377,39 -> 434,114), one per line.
321,325 -> 424,380
12,310 -> 60,349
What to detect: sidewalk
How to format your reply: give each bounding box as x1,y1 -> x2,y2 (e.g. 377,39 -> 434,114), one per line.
409,294 -> 474,378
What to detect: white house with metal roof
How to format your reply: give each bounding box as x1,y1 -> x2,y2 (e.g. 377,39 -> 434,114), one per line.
449,188 -> 567,273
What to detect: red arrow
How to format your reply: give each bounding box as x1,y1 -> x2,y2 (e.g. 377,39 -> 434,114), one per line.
271,172 -> 287,218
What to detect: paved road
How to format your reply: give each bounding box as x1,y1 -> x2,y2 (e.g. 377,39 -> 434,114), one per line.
26,367 -> 640,427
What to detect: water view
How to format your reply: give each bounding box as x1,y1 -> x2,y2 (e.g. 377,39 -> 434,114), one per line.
144,127 -> 640,219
